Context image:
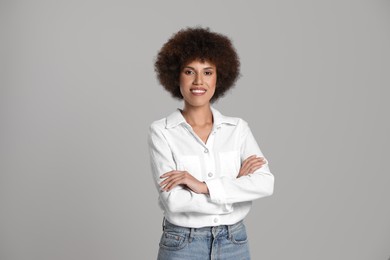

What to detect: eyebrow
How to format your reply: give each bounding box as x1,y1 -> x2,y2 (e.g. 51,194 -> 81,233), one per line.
184,66 -> 215,70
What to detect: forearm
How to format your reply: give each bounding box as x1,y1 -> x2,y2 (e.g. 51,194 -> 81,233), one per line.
160,186 -> 232,214
205,170 -> 274,204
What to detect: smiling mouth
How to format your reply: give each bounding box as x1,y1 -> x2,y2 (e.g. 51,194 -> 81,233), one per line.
190,88 -> 207,94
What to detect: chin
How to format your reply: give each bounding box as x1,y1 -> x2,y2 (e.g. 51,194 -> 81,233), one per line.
183,99 -> 211,107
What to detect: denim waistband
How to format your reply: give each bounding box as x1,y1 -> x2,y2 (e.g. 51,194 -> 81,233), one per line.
162,217 -> 245,238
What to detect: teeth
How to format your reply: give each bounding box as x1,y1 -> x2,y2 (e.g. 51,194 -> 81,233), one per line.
191,89 -> 206,93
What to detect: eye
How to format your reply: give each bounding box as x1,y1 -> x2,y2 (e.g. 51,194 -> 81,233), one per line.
204,71 -> 213,76
184,70 -> 194,75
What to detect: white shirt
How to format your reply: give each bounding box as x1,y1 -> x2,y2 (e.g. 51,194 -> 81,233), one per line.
147,105 -> 274,228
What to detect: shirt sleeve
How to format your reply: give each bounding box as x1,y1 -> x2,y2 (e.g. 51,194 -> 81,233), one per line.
205,119 -> 275,204
147,123 -> 233,214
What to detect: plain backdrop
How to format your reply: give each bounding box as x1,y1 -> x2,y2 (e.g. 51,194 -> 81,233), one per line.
1,0 -> 389,259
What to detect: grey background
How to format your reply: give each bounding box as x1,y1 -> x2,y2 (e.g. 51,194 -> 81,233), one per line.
1,0 -> 389,259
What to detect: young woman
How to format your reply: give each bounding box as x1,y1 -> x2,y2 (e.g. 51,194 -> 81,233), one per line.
147,27 -> 275,260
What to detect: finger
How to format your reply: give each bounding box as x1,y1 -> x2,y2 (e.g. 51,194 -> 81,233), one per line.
243,155 -> 257,163
163,176 -> 185,191
160,170 -> 182,178
248,156 -> 264,160
246,158 -> 265,168
161,173 -> 186,189
247,163 -> 264,173
238,171 -> 250,177
239,162 -> 265,177
160,175 -> 181,189
250,157 -> 265,163
242,156 -> 264,167
238,163 -> 253,176
249,161 -> 264,169
247,163 -> 263,174
160,173 -> 182,186
238,156 -> 265,177
165,173 -> 196,191
242,155 -> 256,165
160,172 -> 172,178
242,158 -> 260,170
160,177 -> 175,187
250,161 -> 265,166
239,163 -> 251,175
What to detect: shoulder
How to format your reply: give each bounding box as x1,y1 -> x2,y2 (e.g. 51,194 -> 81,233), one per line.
219,112 -> 251,138
149,117 -> 166,130
148,118 -> 166,140
147,118 -> 167,148
212,106 -> 248,129
148,108 -> 177,134
220,112 -> 249,130
236,117 -> 250,137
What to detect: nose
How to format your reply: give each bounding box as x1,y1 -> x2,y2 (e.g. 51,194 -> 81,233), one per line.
193,73 -> 203,85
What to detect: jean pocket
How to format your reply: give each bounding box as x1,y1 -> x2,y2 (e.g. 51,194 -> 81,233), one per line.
230,224 -> 248,245
159,231 -> 187,251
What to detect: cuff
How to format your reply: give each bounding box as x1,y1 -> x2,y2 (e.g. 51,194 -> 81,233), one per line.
205,177 -> 227,204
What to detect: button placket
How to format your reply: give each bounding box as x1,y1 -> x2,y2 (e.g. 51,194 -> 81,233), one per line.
203,128 -> 216,180
183,123 -> 218,181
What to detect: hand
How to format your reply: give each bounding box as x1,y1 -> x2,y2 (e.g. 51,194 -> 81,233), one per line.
159,170 -> 209,194
237,155 -> 267,178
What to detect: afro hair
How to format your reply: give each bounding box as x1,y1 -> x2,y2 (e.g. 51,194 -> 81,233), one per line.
154,26 -> 241,103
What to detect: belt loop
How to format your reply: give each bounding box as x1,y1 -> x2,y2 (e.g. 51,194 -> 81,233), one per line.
189,228 -> 194,243
162,217 -> 166,231
227,224 -> 232,239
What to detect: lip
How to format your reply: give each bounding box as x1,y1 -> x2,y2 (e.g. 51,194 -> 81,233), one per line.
190,87 -> 207,91
190,88 -> 207,96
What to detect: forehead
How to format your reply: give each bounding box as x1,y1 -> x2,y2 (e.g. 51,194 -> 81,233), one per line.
183,58 -> 216,69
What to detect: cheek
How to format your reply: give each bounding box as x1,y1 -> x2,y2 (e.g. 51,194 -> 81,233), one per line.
179,75 -> 191,87
209,76 -> 217,88
210,77 -> 216,86
179,75 -> 185,86
179,78 -> 190,96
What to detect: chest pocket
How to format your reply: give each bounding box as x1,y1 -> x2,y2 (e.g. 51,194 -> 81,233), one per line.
177,155 -> 202,179
219,150 -> 240,178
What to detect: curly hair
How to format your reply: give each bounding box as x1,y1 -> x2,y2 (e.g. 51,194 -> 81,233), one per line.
154,26 -> 241,103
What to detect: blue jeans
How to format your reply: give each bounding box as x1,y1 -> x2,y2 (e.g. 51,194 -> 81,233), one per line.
157,218 -> 251,260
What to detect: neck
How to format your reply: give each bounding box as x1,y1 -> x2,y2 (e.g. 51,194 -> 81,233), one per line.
180,103 -> 213,127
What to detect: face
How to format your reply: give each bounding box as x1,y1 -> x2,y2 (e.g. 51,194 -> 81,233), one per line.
179,59 -> 217,108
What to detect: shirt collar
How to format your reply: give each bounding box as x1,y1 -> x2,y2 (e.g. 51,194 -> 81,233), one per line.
165,105 -> 239,129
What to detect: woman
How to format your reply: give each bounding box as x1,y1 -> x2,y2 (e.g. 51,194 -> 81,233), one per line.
147,27 -> 274,260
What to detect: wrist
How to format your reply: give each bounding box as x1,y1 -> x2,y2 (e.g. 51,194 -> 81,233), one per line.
202,182 -> 209,194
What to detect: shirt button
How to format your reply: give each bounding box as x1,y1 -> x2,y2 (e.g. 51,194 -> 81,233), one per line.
208,172 -> 213,177
214,218 -> 219,223
204,148 -> 209,153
